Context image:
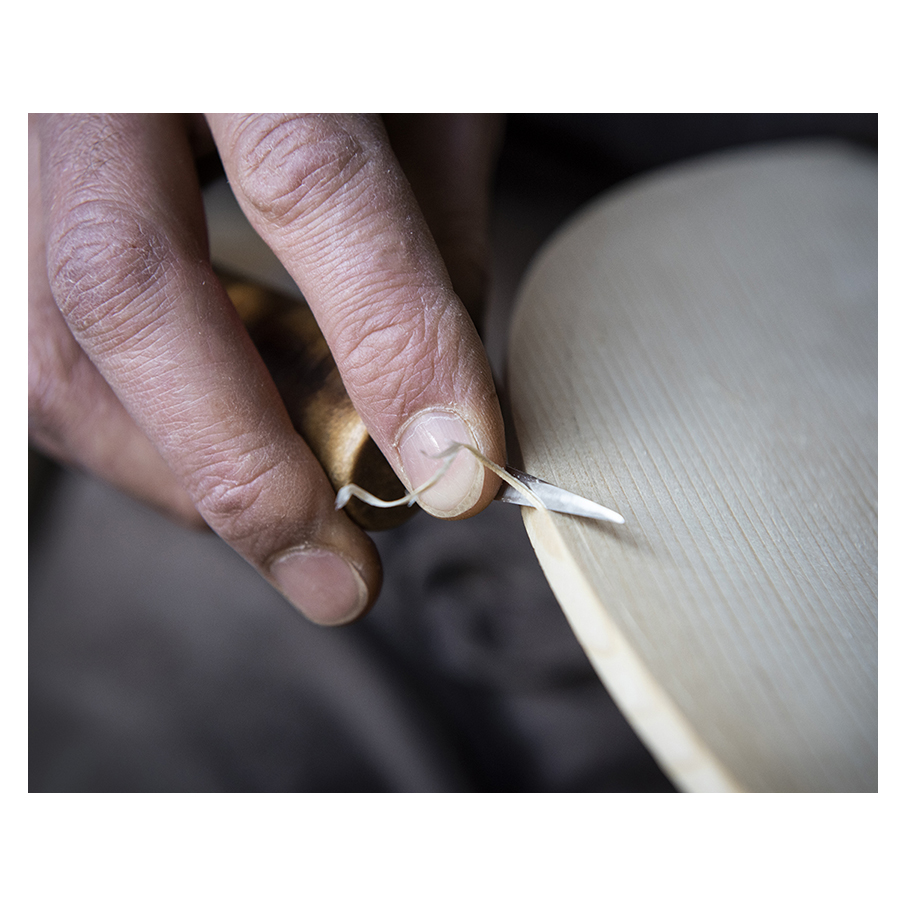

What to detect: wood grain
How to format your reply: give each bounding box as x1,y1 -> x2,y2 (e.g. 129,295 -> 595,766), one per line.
508,142 -> 877,792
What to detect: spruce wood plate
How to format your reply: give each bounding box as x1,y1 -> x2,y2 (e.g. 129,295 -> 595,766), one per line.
507,142 -> 878,792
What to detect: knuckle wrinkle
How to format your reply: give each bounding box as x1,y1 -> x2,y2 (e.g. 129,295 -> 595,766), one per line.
231,115 -> 369,224
47,200 -> 171,337
193,458 -> 279,544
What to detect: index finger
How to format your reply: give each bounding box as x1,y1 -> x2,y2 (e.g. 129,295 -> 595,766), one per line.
206,114 -> 506,518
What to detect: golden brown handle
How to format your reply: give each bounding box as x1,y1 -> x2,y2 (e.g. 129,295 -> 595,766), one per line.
218,270 -> 414,531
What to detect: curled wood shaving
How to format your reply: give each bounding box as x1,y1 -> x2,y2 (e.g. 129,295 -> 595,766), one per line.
335,442 -> 548,513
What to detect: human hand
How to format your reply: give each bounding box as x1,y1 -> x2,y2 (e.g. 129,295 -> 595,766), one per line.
29,113 -> 506,625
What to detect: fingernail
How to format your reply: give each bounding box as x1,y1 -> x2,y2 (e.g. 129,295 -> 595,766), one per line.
396,409 -> 483,516
270,548 -> 368,626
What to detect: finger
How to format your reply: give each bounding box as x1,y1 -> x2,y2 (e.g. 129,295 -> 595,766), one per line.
206,114 -> 506,519
37,113 -> 380,625
29,271 -> 206,527
29,120 -> 202,524
383,114 -> 504,326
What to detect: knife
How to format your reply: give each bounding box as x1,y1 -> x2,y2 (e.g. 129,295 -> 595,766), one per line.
220,270 -> 624,531
498,466 -> 624,524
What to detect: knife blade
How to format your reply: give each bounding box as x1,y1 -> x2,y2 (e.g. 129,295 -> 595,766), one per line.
498,466 -> 625,524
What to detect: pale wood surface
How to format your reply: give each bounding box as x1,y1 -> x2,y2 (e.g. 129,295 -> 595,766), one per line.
508,142 -> 877,792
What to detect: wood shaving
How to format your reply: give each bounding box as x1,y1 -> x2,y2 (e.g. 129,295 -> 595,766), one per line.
335,442 -> 548,513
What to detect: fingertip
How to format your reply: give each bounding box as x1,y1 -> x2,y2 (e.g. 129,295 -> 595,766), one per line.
395,408 -> 501,519
269,545 -> 374,626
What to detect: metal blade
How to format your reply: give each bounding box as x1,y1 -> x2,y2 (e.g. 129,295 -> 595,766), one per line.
496,466 -> 625,524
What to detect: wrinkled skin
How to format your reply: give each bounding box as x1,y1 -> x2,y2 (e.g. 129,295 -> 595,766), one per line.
29,113 -> 506,625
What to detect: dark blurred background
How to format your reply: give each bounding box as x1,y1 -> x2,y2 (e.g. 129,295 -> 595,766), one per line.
29,113 -> 877,792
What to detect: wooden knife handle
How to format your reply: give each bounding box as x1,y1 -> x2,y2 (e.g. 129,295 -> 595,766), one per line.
218,270 -> 414,532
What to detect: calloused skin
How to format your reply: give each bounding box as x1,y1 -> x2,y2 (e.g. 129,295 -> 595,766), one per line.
29,114 -> 506,626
